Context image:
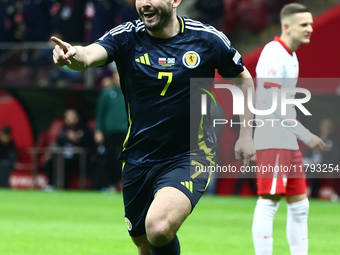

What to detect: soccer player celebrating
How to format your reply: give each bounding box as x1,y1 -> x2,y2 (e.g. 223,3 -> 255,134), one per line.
51,0 -> 255,254
252,3 -> 326,255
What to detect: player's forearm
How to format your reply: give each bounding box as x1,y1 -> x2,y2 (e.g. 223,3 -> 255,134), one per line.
262,89 -> 313,143
240,80 -> 255,137
67,44 -> 108,71
66,46 -> 90,71
235,68 -> 255,137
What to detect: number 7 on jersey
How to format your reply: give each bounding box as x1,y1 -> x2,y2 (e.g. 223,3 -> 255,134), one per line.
158,72 -> 173,96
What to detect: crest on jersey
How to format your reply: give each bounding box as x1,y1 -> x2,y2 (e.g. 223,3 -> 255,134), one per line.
182,51 -> 200,69
125,217 -> 132,231
267,68 -> 277,77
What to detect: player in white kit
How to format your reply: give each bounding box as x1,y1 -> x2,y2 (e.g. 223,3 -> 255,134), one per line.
252,3 -> 325,255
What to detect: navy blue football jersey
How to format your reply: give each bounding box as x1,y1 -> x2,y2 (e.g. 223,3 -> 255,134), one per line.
95,16 -> 244,166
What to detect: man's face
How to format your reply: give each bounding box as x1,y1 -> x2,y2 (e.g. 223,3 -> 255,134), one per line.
287,12 -> 313,45
136,0 -> 173,32
64,110 -> 79,126
0,132 -> 11,144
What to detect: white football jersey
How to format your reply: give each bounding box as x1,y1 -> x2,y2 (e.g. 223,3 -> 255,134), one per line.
254,37 -> 313,150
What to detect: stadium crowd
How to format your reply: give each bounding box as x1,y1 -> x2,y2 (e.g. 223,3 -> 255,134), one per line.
0,0 -> 296,44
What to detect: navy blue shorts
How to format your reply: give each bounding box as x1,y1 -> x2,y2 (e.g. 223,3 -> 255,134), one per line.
122,157 -> 211,237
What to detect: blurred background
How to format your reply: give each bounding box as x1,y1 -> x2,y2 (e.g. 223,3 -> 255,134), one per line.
1,0 -> 340,200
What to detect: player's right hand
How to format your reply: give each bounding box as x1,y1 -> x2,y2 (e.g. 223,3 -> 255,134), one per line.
51,36 -> 77,66
306,134 -> 326,152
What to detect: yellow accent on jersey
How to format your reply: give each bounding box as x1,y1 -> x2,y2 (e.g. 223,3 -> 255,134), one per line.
158,72 -> 173,96
190,160 -> 204,179
178,16 -> 185,33
135,53 -> 151,65
122,104 -> 132,151
197,115 -> 214,189
144,53 -> 151,65
181,181 -> 193,193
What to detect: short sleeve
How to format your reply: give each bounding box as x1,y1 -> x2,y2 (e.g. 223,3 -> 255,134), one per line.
95,22 -> 134,65
213,32 -> 244,78
256,43 -> 284,80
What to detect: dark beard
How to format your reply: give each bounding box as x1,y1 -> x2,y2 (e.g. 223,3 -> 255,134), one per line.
139,2 -> 173,32
145,9 -> 173,32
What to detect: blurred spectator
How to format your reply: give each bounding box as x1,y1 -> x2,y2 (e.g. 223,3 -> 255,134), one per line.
265,0 -> 296,24
23,0 -> 55,42
0,0 -> 20,42
119,0 -> 139,23
0,125 -> 18,163
304,118 -> 340,198
92,63 -> 127,191
224,0 -> 291,39
237,0 -> 268,34
89,0 -> 120,43
51,0 -> 89,43
0,125 -> 18,187
194,0 -> 225,31
48,64 -> 81,88
43,108 -> 93,189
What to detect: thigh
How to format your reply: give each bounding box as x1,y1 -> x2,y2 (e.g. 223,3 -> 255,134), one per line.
286,150 -> 306,196
122,164 -> 154,237
145,157 -> 210,237
123,157 -> 210,237
154,157 -> 210,210
146,186 -> 191,237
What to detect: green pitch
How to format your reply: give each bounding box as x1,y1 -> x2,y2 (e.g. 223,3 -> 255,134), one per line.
0,189 -> 339,255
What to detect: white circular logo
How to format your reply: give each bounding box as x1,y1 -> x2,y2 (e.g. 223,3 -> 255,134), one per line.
125,217 -> 132,231
182,51 -> 201,69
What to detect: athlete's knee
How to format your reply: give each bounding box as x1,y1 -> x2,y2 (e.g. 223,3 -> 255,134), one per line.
145,217 -> 175,246
287,198 -> 309,221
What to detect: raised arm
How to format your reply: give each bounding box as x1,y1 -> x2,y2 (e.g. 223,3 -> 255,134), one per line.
51,36 -> 108,71
233,67 -> 256,166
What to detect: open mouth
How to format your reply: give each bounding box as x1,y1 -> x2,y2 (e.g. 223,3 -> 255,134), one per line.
144,12 -> 156,19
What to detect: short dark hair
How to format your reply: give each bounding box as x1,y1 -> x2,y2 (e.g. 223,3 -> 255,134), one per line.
280,3 -> 310,21
1,125 -> 11,135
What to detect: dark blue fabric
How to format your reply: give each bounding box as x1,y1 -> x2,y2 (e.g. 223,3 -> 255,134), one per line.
95,17 -> 244,166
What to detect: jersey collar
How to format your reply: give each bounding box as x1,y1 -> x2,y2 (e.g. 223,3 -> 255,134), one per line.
178,16 -> 185,34
274,36 -> 293,56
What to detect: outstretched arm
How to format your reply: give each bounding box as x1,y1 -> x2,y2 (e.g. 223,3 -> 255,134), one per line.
233,67 -> 256,166
51,36 -> 108,71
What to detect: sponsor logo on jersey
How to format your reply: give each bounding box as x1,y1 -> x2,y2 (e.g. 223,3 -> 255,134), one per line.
158,58 -> 176,67
182,51 -> 200,69
125,217 -> 132,231
135,53 -> 151,65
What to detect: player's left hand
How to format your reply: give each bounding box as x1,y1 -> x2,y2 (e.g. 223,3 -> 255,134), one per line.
234,135 -> 256,167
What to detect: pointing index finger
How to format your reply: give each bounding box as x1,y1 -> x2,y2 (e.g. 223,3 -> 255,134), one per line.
51,36 -> 65,48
